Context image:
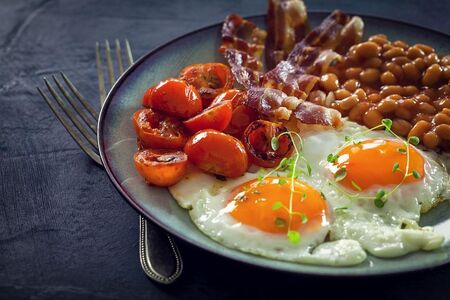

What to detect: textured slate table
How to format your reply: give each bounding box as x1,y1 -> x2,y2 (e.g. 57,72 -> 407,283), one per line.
1,0 -> 449,299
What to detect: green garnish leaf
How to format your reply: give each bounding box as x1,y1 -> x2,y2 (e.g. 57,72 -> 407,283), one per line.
382,118 -> 393,131
274,217 -> 287,228
374,197 -> 385,208
320,192 -> 326,199
287,230 -> 301,245
271,136 -> 279,151
301,214 -> 308,224
408,136 -> 420,146
344,136 -> 352,142
335,206 -> 348,212
375,189 -> 386,199
397,147 -> 407,154
412,170 -> 421,179
392,162 -> 400,173
305,161 -> 312,176
351,180 -> 362,192
278,179 -> 287,185
334,167 -> 347,182
279,157 -> 288,169
272,201 -> 283,211
327,153 -> 339,163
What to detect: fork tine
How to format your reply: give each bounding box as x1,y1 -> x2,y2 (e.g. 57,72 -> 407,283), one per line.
105,40 -> 115,88
95,42 -> 107,105
38,87 -> 102,165
60,72 -> 99,120
125,39 -> 134,65
52,75 -> 97,133
115,39 -> 124,75
44,78 -> 98,148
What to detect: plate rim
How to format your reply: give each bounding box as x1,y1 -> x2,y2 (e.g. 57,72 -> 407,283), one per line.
97,12 -> 450,277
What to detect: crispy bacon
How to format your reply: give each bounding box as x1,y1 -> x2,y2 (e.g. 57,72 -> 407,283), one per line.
246,87 -> 341,127
266,0 -> 309,68
223,49 -> 263,88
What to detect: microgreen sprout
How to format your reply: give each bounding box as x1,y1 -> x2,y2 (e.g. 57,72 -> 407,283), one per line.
326,118 -> 422,208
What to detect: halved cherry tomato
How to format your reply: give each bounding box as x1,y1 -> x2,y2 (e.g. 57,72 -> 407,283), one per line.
133,108 -> 187,149
134,149 -> 188,186
243,120 -> 293,168
184,129 -> 248,178
180,63 -> 234,107
183,101 -> 232,133
225,105 -> 258,137
142,78 -> 202,119
209,89 -> 246,107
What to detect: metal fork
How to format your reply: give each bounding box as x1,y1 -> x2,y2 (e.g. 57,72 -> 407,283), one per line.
37,39 -> 183,284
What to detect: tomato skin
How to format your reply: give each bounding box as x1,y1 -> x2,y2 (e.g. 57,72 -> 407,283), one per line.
184,129 -> 248,178
243,120 -> 293,168
134,149 -> 188,186
133,108 -> 187,149
142,78 -> 202,119
209,89 -> 246,107
183,101 -> 232,133
180,63 -> 234,107
225,105 -> 258,138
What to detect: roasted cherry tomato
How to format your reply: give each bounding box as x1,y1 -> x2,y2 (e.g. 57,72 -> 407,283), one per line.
180,63 -> 234,107
243,120 -> 293,168
209,89 -> 246,107
134,149 -> 188,187
142,78 -> 202,119
183,101 -> 232,133
133,108 -> 187,149
184,129 -> 248,178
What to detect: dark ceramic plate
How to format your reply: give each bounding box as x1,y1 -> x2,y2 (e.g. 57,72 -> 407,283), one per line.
98,13 -> 450,276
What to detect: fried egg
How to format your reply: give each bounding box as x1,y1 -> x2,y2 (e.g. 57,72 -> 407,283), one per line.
301,120 -> 450,257
169,119 -> 449,266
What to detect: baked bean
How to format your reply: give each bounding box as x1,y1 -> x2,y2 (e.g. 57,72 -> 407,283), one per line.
384,62 -> 404,81
363,57 -> 383,68
380,71 -> 397,85
320,73 -> 340,92
441,55 -> 450,66
352,42 -> 381,60
442,66 -> 450,80
425,53 -> 440,66
380,85 -> 404,98
367,93 -> 382,103
391,119 -> 412,136
435,124 -> 450,140
413,57 -> 427,71
354,88 -> 367,102
393,40 -> 408,49
407,46 -> 425,59
364,86 -> 379,95
363,109 -> 384,128
334,89 -> 352,100
422,64 -> 442,86
402,63 -> 421,83
377,98 -> 398,114
325,91 -> 336,107
345,67 -> 363,79
392,56 -> 410,66
424,88 -> 439,100
433,112 -> 450,125
368,34 -> 389,45
395,107 -> 414,120
415,94 -> 431,103
414,43 -> 435,55
342,79 -> 360,92
423,131 -> 440,149
399,98 -> 417,109
439,85 -> 450,97
383,47 -> 406,59
403,85 -> 419,96
413,113 -> 434,123
418,102 -> 437,114
336,95 -> 359,110
408,120 -> 431,140
360,68 -> 380,84
383,44 -> 394,52
348,102 -> 371,122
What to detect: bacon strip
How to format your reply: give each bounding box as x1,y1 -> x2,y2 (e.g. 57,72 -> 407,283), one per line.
223,49 -> 263,88
266,0 -> 309,68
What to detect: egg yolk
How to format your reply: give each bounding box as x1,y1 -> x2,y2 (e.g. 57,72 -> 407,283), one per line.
329,139 -> 424,191
226,177 -> 329,234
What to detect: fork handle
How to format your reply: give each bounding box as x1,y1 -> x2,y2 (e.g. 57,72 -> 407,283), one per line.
139,216 -> 183,284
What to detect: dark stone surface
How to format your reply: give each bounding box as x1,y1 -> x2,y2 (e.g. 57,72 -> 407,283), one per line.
0,0 -> 449,299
